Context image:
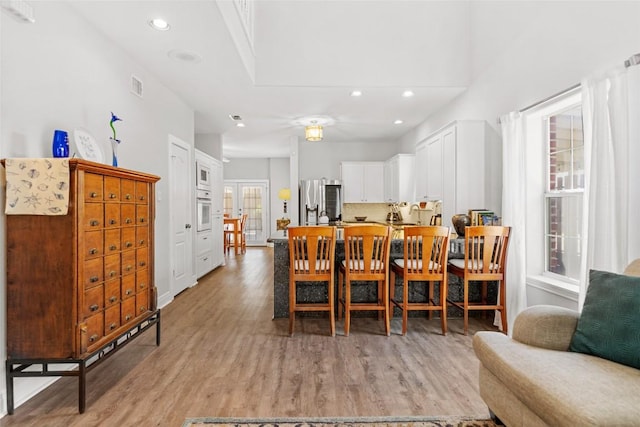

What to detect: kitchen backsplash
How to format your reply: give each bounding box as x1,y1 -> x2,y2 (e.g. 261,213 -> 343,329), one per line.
343,203 -> 434,225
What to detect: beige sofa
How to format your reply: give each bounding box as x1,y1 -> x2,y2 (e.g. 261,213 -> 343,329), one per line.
473,305 -> 640,426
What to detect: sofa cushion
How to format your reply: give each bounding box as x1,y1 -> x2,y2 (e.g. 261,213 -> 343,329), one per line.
570,269 -> 640,369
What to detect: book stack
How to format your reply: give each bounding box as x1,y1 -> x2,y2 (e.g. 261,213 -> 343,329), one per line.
468,209 -> 497,226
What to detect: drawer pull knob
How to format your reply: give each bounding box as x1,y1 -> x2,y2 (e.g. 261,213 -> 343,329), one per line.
125,194 -> 132,200
125,314 -> 132,321
139,217 -> 146,223
109,296 -> 118,303
90,276 -> 99,283
89,334 -> 99,342
109,244 -> 117,251
125,265 -> 132,271
139,261 -> 146,267
109,219 -> 117,225
125,218 -> 132,224
110,323 -> 117,330
89,304 -> 99,311
109,193 -> 117,199
139,306 -> 146,313
89,248 -> 98,255
139,283 -> 145,289
139,196 -> 146,201
90,220 -> 99,226
139,239 -> 145,245
90,192 -> 98,198
126,242 -> 133,248
109,271 -> 117,277
126,289 -> 133,295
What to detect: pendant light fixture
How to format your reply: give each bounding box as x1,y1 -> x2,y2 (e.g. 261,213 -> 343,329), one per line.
305,120 -> 323,141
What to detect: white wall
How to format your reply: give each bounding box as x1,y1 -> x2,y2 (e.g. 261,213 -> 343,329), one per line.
1,3 -> 194,411
269,158 -> 290,236
223,158 -> 270,180
195,133 -> 223,161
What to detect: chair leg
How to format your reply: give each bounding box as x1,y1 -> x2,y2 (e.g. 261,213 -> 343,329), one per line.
463,278 -> 469,335
500,279 -> 508,335
402,277 -> 409,336
440,279 -> 448,336
428,281 -> 434,320
289,280 -> 296,336
337,272 -> 343,321
377,280 -> 383,321
344,279 -> 351,337
383,278 -> 390,337
328,279 -> 336,337
390,271 -> 396,319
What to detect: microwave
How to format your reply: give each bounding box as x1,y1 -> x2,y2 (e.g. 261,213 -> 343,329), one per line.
196,161 -> 211,190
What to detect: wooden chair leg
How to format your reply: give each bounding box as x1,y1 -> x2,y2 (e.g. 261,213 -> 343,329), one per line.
383,278 -> 390,337
500,279 -> 508,335
344,279 -> 351,337
463,278 -> 470,336
440,280 -> 448,336
329,279 -> 336,337
377,280 -> 383,321
402,277 -> 409,336
289,280 -> 296,336
428,281 -> 434,320
337,272 -> 343,321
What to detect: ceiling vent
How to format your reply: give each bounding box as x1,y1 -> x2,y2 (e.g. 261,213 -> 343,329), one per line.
130,75 -> 143,98
229,115 -> 243,121
1,0 -> 35,23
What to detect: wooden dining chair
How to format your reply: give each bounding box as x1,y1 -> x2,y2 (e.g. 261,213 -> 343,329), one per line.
288,226 -> 337,336
447,225 -> 511,335
338,224 -> 392,336
239,213 -> 248,254
390,226 -> 450,336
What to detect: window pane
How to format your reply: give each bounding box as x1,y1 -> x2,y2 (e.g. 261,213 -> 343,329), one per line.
548,106 -> 584,191
546,195 -> 582,280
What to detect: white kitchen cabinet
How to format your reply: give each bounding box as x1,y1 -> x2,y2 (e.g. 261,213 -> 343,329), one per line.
415,121 -> 501,228
195,150 -> 224,279
384,154 -> 415,203
341,162 -> 384,203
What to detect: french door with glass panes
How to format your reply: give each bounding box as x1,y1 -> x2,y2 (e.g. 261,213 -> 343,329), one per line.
223,180 -> 269,246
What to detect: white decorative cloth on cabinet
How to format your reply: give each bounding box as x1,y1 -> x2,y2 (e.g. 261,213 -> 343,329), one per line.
4,158 -> 70,215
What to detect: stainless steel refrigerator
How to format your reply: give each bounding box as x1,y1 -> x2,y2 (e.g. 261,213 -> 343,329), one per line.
299,179 -> 342,225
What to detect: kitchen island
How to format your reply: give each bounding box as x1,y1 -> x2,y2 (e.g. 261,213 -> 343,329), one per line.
270,230 -> 495,319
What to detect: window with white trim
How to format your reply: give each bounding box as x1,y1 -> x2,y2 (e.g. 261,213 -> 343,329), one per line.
524,90 -> 583,291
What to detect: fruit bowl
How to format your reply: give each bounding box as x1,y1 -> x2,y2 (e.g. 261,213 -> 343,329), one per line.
355,216 -> 367,222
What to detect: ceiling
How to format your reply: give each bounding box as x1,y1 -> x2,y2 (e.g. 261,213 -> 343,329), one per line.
67,0 -> 533,158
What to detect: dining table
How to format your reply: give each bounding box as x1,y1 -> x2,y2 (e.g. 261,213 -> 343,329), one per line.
224,217 -> 242,255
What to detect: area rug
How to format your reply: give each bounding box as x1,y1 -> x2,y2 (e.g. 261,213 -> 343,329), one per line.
182,416 -> 497,427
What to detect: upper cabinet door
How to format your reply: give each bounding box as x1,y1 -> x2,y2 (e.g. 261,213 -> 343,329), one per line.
341,162 -> 384,203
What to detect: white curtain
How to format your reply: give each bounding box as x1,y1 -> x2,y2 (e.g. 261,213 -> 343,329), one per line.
579,67 -> 630,309
499,111 -> 528,334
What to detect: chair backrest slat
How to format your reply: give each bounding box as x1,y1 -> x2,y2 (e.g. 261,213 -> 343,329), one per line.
288,226 -> 336,277
344,225 -> 391,277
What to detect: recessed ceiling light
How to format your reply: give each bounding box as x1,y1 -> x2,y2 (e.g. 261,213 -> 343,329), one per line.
168,49 -> 202,63
236,123 -> 245,128
402,90 -> 414,98
350,90 -> 362,97
222,157 -> 230,163
149,18 -> 170,31
393,119 -> 403,125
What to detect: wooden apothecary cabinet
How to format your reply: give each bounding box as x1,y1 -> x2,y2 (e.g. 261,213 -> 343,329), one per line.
4,159 -> 161,414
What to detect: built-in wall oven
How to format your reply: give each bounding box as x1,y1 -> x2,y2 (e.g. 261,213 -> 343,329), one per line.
196,189 -> 213,232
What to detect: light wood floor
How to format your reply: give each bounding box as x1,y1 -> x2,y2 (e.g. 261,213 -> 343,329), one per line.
0,247 -> 498,427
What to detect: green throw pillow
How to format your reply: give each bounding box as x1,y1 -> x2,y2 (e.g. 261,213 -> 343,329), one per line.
570,269 -> 640,369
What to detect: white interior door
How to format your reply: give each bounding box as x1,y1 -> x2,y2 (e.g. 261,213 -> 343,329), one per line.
170,136 -> 194,295
224,180 -> 269,246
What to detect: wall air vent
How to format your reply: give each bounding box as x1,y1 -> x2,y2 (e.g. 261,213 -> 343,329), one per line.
131,75 -> 143,98
1,0 -> 35,23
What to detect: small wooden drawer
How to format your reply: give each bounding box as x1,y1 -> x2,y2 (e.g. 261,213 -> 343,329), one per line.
136,226 -> 148,248
121,227 -> 135,250
121,298 -> 136,325
85,312 -> 105,351
104,176 -> 120,201
83,203 -> 103,229
84,230 -> 104,259
83,257 -> 103,288
136,269 -> 148,292
84,173 -> 103,201
136,247 -> 148,270
104,278 -> 120,307
136,287 -> 149,316
136,204 -> 148,225
121,250 -> 136,275
121,204 -> 135,226
104,254 -> 120,280
104,228 -> 120,253
104,204 -> 120,228
104,304 -> 120,334
121,179 -> 135,202
135,181 -> 149,204
83,284 -> 104,318
121,275 -> 136,300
